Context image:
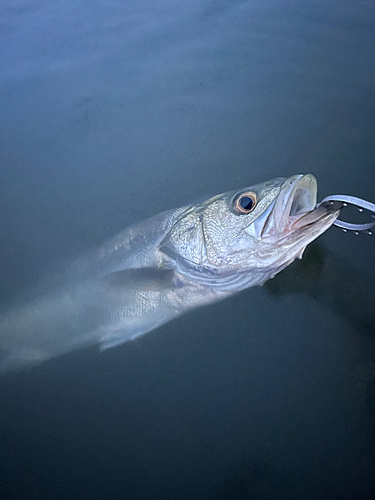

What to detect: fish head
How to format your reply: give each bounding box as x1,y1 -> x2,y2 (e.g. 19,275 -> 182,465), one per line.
160,174 -> 340,291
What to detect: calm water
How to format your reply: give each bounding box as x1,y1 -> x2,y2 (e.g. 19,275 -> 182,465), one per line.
1,0 -> 375,498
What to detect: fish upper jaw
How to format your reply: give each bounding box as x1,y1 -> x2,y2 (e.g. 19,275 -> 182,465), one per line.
245,174 -> 339,241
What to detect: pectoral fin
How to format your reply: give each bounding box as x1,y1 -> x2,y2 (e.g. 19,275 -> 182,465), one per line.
101,267 -> 180,292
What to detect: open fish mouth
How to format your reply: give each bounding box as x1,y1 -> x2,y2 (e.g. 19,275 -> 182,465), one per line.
278,174 -> 342,233
251,174 -> 341,239
273,174 -> 318,232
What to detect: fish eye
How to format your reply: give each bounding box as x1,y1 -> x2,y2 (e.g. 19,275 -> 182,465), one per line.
234,192 -> 258,214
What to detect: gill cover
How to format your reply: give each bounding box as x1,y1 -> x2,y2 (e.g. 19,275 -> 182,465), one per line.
160,208 -> 205,267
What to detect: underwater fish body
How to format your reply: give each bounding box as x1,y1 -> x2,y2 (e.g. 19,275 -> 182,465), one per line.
0,174 -> 340,371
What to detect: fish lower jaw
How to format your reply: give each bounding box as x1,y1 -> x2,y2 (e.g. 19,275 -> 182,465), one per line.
259,249 -> 308,284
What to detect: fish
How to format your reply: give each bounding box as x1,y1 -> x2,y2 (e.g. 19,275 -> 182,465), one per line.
0,174 -> 340,372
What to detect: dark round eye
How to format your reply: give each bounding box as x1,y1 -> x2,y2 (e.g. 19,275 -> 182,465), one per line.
234,192 -> 257,214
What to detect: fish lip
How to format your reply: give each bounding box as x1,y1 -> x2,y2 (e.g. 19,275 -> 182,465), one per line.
263,174 -> 338,236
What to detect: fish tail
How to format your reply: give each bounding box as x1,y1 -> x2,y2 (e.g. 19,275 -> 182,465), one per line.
0,346 -> 46,372
0,309 -> 52,372
0,293 -> 81,373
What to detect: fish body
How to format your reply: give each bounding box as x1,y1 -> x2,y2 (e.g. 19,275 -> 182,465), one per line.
0,174 -> 339,371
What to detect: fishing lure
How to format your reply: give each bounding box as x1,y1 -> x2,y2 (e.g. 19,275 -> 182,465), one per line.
319,195 -> 375,234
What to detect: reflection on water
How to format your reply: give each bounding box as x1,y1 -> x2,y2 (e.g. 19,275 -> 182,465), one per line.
265,242 -> 375,443
265,242 -> 375,337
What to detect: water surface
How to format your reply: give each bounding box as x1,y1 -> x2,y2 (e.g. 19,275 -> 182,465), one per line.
0,0 -> 375,498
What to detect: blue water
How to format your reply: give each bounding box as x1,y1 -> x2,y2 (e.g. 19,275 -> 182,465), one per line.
1,0 -> 375,498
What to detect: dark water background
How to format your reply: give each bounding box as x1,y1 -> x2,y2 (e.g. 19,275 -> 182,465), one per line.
1,0 -> 375,498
